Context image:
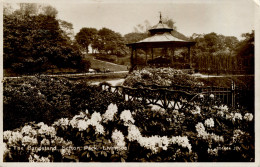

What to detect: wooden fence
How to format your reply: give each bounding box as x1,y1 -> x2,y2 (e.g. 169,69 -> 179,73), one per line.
100,82 -> 253,110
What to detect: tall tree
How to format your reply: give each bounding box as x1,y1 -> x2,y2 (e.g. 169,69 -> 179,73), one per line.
75,27 -> 98,53
41,5 -> 58,17
4,3 -> 86,74
94,28 -> 126,56
59,20 -> 74,41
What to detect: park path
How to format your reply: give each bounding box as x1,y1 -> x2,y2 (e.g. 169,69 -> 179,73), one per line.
91,78 -> 125,86
3,71 -> 128,79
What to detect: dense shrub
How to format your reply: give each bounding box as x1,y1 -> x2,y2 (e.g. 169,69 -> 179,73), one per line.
3,76 -> 73,130
3,76 -> 143,130
133,101 -> 254,162
4,100 -> 254,162
3,75 -> 254,162
2,77 -> 100,130
123,67 -> 204,87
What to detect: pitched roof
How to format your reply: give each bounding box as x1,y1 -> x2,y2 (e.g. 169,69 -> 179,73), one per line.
149,22 -> 173,31
138,32 -> 184,43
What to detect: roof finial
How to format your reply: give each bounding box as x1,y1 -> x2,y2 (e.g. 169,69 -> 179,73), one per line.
159,11 -> 162,23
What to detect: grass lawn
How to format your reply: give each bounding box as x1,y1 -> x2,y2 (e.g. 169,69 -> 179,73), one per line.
4,55 -> 129,77
84,55 -> 128,72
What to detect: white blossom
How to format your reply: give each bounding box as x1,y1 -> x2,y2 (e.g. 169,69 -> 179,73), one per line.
208,148 -> 218,156
90,112 -> 102,126
244,113 -> 253,121
191,106 -> 201,115
3,130 -> 12,142
120,110 -> 135,125
111,129 -> 125,148
37,122 -> 45,127
8,131 -> 23,145
53,118 -> 70,127
217,110 -> 224,117
29,153 -> 50,162
232,129 -> 245,143
21,125 -> 33,135
195,122 -> 206,136
69,116 -> 78,128
77,119 -> 89,131
102,103 -> 118,122
219,105 -> 229,112
22,136 -> 38,146
3,142 -> 9,156
40,138 -> 50,146
234,113 -> 242,121
127,124 -> 142,142
204,118 -> 214,128
170,136 -> 192,152
38,124 -> 56,137
94,124 -> 105,135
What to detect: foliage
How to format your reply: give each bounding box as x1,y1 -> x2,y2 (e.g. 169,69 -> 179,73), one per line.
190,31 -> 254,74
75,27 -> 98,53
124,32 -> 148,44
4,97 -> 254,162
123,67 -> 204,87
3,76 -> 138,131
3,3 -> 89,75
133,98 -> 254,161
3,76 -> 74,130
94,28 -> 128,56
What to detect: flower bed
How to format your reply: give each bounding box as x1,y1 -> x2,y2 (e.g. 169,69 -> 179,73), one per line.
4,96 -> 254,162
123,67 -> 204,87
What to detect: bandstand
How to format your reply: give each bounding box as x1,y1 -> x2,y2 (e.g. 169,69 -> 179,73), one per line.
126,14 -> 196,71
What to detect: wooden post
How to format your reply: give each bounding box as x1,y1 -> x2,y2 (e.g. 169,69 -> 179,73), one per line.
188,46 -> 191,68
151,48 -> 154,61
231,80 -> 235,107
171,47 -> 175,66
145,48 -> 148,65
130,47 -> 134,71
135,48 -> 137,69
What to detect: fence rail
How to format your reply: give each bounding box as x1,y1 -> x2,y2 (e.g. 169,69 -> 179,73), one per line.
100,82 -> 253,110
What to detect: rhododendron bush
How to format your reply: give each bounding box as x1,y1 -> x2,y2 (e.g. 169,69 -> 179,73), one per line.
123,67 -> 204,87
4,100 -> 254,162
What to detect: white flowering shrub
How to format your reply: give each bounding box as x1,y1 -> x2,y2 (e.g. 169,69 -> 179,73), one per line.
4,100 -> 254,162
3,122 -> 74,162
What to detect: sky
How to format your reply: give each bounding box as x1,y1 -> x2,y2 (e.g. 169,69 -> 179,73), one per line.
47,0 -> 257,40
4,0 -> 258,40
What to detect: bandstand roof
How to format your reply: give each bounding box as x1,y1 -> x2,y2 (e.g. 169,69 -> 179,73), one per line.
126,13 -> 195,49
126,33 -> 195,48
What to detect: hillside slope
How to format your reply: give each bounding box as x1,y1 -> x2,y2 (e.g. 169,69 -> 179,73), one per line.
85,55 -> 128,72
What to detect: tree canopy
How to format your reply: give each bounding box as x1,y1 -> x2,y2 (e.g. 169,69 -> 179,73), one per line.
190,31 -> 254,74
4,3 -> 88,75
75,27 -> 98,53
76,27 -> 128,56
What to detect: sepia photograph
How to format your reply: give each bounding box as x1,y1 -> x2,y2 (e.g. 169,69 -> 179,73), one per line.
1,0 -> 259,165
